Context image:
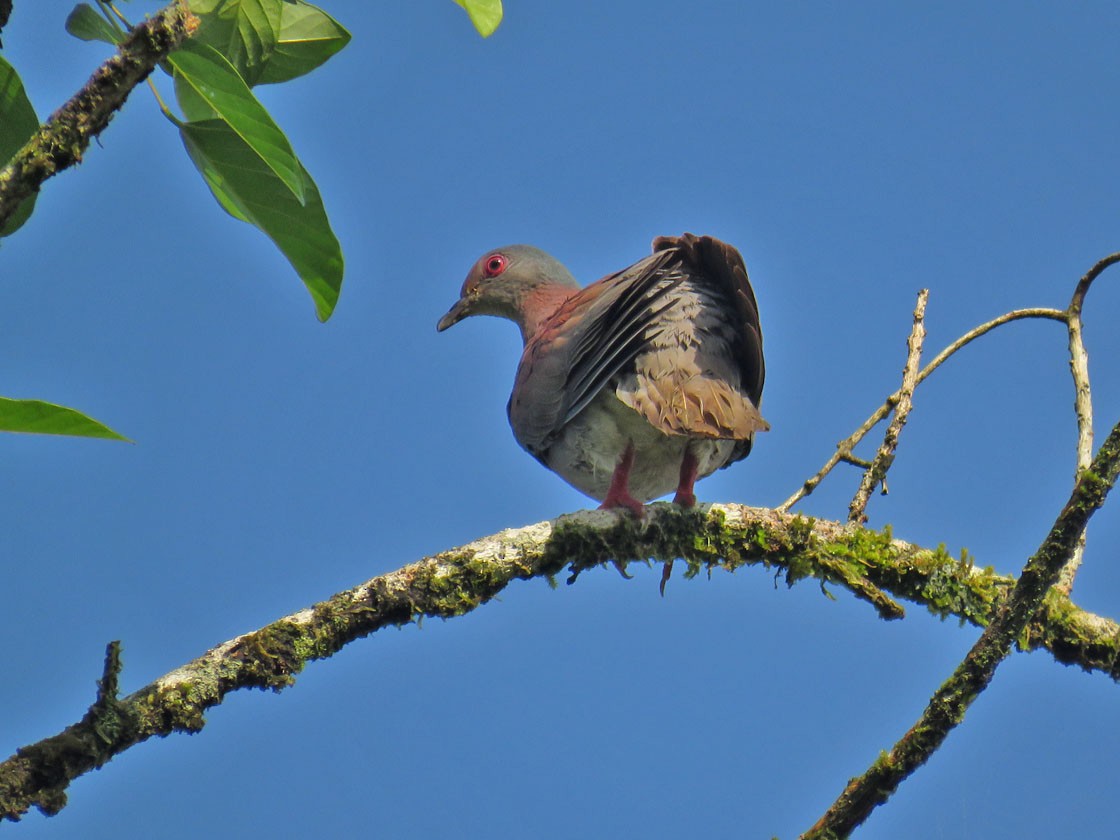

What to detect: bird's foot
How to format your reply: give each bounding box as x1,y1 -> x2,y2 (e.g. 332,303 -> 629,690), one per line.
673,449 -> 699,508
672,489 -> 697,508
599,442 -> 644,516
598,491 -> 645,518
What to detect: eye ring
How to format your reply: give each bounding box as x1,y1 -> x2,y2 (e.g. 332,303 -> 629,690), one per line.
483,254 -> 508,278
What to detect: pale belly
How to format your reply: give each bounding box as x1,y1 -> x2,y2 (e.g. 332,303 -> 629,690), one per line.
539,390 -> 738,502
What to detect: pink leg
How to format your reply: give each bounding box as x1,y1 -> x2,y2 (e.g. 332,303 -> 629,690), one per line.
599,442 -> 645,517
672,448 -> 699,508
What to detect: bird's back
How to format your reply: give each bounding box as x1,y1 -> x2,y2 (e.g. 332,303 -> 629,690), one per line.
509,234 -> 767,483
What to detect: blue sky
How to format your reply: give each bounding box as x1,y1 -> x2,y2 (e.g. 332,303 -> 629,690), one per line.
3,2 -> 1120,837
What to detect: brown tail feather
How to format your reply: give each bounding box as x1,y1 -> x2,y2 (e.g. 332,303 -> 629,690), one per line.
619,372 -> 769,440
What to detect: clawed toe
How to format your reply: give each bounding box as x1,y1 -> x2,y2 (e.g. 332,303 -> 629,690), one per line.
599,495 -> 645,517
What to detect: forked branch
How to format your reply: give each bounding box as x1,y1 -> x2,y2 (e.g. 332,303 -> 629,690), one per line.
803,413 -> 1120,839
797,251 -> 1120,836
4,503 -> 1120,821
1056,252 -> 1120,590
782,252 -> 1120,592
777,305 -> 1066,513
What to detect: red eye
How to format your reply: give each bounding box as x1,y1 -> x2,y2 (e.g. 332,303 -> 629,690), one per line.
483,254 -> 507,278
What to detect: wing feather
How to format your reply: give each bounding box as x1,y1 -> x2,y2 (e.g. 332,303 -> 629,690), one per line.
509,234 -> 768,470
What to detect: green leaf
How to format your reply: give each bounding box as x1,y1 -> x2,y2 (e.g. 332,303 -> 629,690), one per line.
0,397 -> 129,441
65,3 -> 123,44
179,118 -> 342,320
452,0 -> 503,37
0,55 -> 39,237
255,1 -> 351,86
189,0 -> 284,85
168,41 -> 306,203
173,70 -> 219,122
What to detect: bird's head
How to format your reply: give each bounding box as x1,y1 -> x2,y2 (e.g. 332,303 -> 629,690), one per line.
437,244 -> 581,341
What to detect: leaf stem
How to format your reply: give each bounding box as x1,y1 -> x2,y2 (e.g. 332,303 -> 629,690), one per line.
148,77 -> 180,124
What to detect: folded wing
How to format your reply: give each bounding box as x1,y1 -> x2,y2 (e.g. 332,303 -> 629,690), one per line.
508,234 -> 767,463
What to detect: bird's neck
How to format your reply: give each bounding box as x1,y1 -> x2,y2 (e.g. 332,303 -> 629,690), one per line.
516,283 -> 578,344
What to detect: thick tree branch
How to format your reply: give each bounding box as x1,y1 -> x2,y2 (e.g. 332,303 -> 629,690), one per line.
804,415 -> 1120,839
0,1 -> 196,229
3,503 -> 1120,821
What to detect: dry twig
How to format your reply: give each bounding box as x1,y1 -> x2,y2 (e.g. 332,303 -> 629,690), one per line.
778,306 -> 1066,513
848,289 -> 928,523
1056,252 -> 1120,590
784,252 -> 1120,543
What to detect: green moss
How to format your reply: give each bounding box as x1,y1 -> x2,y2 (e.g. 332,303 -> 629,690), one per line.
420,551 -> 524,618
814,529 -> 1006,627
1026,592 -> 1120,678
546,511 -> 652,581
141,681 -> 207,734
539,507 -> 1012,629
787,514 -> 818,546
229,622 -> 305,690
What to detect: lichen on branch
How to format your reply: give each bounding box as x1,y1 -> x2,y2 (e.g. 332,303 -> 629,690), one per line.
805,416 -> 1120,839
3,502 -> 1118,821
0,1 -> 197,229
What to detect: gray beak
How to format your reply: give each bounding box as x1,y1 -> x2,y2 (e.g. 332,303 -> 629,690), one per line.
436,296 -> 472,332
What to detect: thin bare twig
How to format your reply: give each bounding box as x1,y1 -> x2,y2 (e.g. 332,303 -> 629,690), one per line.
1056,252 -> 1120,591
849,290 -> 928,523
0,1 -> 196,229
803,414 -> 1120,839
778,308 -> 1067,512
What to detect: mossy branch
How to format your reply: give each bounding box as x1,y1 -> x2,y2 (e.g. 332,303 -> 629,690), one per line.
3,503 -> 1119,821
804,415 -> 1120,839
0,1 -> 197,230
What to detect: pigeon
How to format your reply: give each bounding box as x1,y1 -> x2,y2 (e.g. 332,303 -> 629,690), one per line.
437,233 -> 768,515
